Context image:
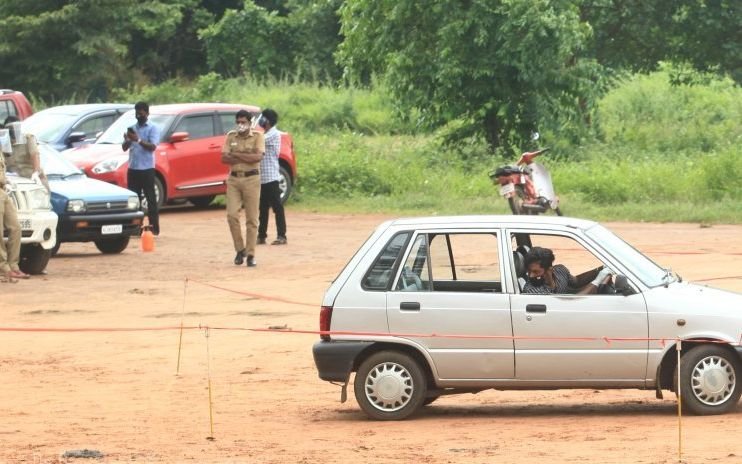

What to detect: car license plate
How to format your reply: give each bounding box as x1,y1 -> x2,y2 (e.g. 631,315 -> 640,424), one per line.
499,183 -> 515,197
20,219 -> 32,230
101,224 -> 123,235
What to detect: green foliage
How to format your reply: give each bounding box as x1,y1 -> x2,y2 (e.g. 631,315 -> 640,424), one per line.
339,0 -> 605,153
200,0 -> 343,80
597,69 -> 742,154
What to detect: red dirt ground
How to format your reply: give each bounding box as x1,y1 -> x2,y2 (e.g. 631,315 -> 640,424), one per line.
2,210 -> 741,463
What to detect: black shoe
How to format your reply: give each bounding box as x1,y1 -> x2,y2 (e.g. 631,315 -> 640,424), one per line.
234,250 -> 246,265
246,255 -> 256,267
257,237 -> 267,245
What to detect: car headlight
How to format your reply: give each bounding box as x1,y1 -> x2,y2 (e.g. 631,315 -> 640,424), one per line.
127,195 -> 140,210
92,155 -> 128,174
25,187 -> 51,210
67,199 -> 86,213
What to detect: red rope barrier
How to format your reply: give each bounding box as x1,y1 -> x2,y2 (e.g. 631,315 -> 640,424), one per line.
186,277 -> 316,307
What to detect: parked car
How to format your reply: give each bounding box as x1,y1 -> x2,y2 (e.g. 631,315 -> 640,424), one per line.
313,215 -> 742,420
63,103 -> 297,207
40,145 -> 144,255
3,174 -> 57,274
0,89 -> 33,122
22,103 -> 132,151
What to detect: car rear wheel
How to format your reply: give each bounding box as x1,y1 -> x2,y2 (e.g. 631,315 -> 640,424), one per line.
19,244 -> 51,275
94,236 -> 131,254
354,351 -> 427,420
675,345 -> 742,415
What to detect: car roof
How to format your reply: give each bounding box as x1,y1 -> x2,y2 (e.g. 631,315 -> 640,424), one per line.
35,103 -> 133,116
146,103 -> 261,115
384,215 -> 598,230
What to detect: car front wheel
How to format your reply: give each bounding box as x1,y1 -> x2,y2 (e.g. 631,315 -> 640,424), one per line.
278,166 -> 292,204
354,351 -> 427,420
19,244 -> 51,275
676,345 -> 742,415
94,236 -> 131,254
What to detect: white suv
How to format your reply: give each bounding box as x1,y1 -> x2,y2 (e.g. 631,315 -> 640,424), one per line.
313,215 -> 742,420
4,175 -> 57,274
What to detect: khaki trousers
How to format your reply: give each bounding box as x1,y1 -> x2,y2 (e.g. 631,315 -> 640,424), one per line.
0,189 -> 21,273
226,175 -> 260,256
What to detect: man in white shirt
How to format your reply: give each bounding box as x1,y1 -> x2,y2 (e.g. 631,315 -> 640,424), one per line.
257,109 -> 287,245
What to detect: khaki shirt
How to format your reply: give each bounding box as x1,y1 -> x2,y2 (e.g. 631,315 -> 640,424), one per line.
221,129 -> 265,172
5,134 -> 39,178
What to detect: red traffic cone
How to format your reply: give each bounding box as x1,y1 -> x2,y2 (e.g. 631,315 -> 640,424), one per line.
141,217 -> 155,252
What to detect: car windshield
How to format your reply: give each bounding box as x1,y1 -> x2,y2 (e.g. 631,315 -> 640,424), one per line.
22,111 -> 78,143
39,144 -> 84,177
585,224 -> 669,288
96,112 -> 174,144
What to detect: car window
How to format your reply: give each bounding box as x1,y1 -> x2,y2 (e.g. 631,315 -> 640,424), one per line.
395,234 -> 431,291
73,114 -> 116,140
218,113 -> 238,135
362,232 -> 411,291
0,100 -> 17,122
174,114 -> 215,140
396,232 -> 502,293
511,233 -> 604,294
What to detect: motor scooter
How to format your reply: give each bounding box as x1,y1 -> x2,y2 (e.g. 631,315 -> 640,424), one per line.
489,147 -> 562,216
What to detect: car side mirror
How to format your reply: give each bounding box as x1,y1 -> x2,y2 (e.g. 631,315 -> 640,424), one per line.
169,132 -> 189,143
614,274 -> 635,296
66,131 -> 87,146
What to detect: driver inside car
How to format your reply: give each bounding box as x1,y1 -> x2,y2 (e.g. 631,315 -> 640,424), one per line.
522,246 -> 612,295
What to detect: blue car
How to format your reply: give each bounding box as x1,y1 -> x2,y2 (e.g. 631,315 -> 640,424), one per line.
40,145 -> 144,254
23,103 -> 132,151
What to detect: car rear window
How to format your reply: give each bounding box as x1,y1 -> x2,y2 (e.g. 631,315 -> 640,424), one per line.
362,232 -> 411,291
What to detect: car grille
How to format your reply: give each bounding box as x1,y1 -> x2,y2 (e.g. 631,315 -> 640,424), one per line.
86,200 -> 129,213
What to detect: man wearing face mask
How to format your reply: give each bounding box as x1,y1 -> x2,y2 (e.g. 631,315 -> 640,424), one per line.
256,108 -> 287,246
522,246 -> 612,295
122,101 -> 161,235
3,116 -> 49,192
221,110 -> 265,267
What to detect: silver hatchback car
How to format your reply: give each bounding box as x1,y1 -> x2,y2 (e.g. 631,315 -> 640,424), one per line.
312,215 -> 742,420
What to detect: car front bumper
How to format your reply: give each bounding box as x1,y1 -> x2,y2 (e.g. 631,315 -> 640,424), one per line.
312,340 -> 374,382
17,211 -> 58,250
58,210 -> 144,243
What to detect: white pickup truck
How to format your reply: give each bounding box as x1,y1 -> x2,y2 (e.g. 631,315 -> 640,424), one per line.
4,175 -> 57,274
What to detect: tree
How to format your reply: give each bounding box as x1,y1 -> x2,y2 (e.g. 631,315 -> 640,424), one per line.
0,0 -> 188,100
339,0 -> 604,152
200,0 -> 343,81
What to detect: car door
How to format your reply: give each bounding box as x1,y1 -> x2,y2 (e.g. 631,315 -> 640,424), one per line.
165,112 -> 224,197
507,229 -> 649,384
386,229 -> 515,380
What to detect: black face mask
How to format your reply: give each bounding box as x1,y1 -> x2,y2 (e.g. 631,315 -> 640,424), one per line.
528,276 -> 545,287
136,115 -> 147,125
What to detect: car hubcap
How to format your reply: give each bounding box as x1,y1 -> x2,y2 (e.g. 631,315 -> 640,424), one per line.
691,355 -> 736,406
278,173 -> 287,200
364,362 -> 414,412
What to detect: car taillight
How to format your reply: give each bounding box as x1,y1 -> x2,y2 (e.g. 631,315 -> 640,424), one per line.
319,305 -> 333,341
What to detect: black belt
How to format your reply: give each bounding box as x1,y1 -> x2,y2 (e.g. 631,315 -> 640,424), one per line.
230,169 -> 259,178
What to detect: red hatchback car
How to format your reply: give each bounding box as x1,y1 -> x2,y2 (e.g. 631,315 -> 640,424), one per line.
64,103 -> 297,207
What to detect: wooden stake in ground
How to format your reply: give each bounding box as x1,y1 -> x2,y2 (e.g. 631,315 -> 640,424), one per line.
205,326 -> 215,441
677,339 -> 683,463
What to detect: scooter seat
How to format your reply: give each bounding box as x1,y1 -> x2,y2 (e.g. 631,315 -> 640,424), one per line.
490,165 -> 521,178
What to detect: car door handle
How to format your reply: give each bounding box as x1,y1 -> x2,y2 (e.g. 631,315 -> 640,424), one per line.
526,304 -> 547,313
208,144 -> 221,149
400,302 -> 421,311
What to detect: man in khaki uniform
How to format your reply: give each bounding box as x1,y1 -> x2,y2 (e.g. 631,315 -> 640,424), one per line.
221,110 -> 265,267
0,140 -> 26,282
4,117 -> 49,191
